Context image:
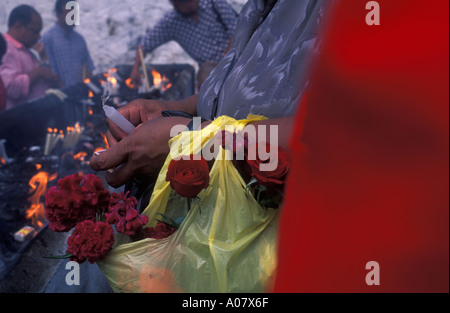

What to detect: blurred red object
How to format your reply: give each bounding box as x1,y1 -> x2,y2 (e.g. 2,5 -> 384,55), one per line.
274,0 -> 449,292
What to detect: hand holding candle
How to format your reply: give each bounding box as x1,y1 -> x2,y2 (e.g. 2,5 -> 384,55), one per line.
102,72 -> 136,135
103,105 -> 136,134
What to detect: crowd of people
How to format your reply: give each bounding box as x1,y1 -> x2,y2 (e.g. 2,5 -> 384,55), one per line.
0,0 -> 238,112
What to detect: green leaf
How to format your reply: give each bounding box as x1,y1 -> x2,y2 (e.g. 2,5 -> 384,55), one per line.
44,253 -> 73,260
156,213 -> 179,227
155,218 -> 179,229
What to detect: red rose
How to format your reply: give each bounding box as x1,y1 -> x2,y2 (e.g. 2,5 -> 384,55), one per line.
105,191 -> 149,236
246,143 -> 290,187
166,156 -> 210,198
45,173 -> 111,232
66,220 -> 115,264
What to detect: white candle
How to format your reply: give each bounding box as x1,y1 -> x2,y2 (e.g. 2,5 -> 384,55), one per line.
44,131 -> 51,156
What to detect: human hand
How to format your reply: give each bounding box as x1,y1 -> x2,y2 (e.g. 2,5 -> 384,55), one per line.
105,99 -> 172,146
90,117 -> 190,188
28,67 -> 62,87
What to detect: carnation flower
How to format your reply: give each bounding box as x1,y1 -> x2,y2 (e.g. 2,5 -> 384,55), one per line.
80,174 -> 111,209
66,220 -> 115,264
105,191 -> 149,236
45,173 -> 110,232
142,222 -> 177,240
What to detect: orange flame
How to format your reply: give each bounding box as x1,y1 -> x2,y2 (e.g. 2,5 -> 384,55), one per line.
152,70 -> 162,86
73,151 -> 87,161
125,78 -> 135,89
26,171 -> 57,229
88,107 -> 94,115
88,91 -> 94,98
0,156 -> 5,165
165,82 -> 173,91
151,70 -> 172,91
100,133 -> 109,149
93,133 -> 110,155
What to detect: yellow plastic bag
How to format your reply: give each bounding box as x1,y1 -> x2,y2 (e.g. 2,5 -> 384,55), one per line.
97,115 -> 280,293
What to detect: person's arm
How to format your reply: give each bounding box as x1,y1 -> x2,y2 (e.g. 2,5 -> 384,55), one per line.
105,94 -> 198,146
224,38 -> 233,55
199,116 -> 294,150
248,116 -> 294,151
0,51 -> 31,100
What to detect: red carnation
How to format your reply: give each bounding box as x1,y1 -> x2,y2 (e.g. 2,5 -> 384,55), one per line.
66,220 -> 115,264
105,191 -> 149,236
246,143 -> 290,187
80,174 -> 111,209
45,173 -> 110,232
166,155 -> 210,198
142,222 -> 177,240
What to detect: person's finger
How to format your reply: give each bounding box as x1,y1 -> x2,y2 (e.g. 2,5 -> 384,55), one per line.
106,117 -> 128,142
89,139 -> 129,172
104,162 -> 135,188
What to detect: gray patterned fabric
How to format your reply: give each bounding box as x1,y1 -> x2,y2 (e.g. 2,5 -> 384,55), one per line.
197,0 -> 326,120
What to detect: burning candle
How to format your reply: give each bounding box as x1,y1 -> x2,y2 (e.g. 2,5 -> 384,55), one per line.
62,123 -> 84,149
44,128 -> 52,156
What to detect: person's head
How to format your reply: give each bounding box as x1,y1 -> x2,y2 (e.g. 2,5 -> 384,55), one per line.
169,0 -> 200,18
7,5 -> 42,48
0,33 -> 7,65
55,0 -> 76,30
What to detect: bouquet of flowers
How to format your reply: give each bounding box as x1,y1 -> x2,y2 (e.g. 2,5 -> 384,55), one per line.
44,125 -> 290,275
45,173 -> 149,264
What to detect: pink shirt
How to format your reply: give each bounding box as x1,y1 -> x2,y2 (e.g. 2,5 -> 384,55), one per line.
0,33 -> 50,110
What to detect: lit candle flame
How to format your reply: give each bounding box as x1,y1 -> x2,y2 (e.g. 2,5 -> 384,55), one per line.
26,171 -> 57,229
